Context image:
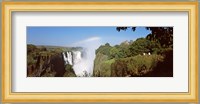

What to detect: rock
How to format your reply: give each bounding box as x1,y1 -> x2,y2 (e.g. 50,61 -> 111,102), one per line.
50,53 -> 66,77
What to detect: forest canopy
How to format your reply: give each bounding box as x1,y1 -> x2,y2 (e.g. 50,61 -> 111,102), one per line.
93,27 -> 173,77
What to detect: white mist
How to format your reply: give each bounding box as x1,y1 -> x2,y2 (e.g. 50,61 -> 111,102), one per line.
71,37 -> 102,76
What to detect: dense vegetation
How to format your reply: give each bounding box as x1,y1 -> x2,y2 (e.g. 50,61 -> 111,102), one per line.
27,27 -> 173,77
27,45 -> 78,77
93,27 -> 173,77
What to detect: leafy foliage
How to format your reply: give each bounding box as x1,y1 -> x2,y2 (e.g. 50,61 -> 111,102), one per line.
95,43 -> 112,56
129,38 -> 161,56
93,27 -> 173,77
117,27 -> 173,48
111,55 -> 164,77
146,27 -> 173,48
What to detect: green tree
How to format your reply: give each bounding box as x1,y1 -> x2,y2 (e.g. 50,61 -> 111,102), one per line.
95,43 -> 112,56
129,38 -> 152,56
116,27 -> 173,48
109,47 -> 120,59
27,44 -> 38,54
146,27 -> 173,48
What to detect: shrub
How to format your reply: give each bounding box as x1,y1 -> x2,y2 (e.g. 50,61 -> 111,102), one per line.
111,54 -> 164,77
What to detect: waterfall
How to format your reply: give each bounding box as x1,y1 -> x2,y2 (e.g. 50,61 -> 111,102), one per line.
72,51 -> 82,64
62,50 -> 93,77
67,52 -> 73,65
62,51 -> 73,65
62,51 -> 82,65
62,52 -> 68,65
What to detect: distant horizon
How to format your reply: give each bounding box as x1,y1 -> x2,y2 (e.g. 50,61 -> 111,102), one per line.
27,44 -> 83,48
27,39 -> 135,47
27,27 -> 151,47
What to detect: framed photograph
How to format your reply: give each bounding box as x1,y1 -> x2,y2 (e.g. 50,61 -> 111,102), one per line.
2,1 -> 198,102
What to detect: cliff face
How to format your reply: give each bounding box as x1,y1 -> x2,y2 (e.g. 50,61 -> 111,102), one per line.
27,44 -> 76,77
93,53 -> 114,77
27,53 -> 55,77
50,53 -> 66,77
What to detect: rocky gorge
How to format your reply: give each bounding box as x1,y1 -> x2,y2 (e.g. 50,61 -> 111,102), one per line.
27,44 -> 85,77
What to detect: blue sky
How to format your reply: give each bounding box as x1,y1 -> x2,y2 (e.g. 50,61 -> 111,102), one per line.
27,27 -> 151,47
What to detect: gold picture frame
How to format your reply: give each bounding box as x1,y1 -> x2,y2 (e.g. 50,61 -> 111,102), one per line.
1,1 -> 199,102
